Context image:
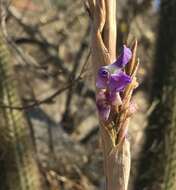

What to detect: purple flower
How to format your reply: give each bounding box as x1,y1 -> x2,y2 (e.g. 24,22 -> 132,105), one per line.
113,45 -> 132,68
96,67 -> 110,89
96,45 -> 132,90
109,71 -> 131,92
95,45 -> 132,121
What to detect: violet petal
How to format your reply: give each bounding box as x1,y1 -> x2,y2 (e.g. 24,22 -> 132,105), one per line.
114,45 -> 132,68
106,92 -> 122,106
96,102 -> 111,121
109,71 -> 131,92
96,90 -> 111,121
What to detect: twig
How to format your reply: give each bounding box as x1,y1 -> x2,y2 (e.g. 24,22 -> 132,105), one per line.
62,27 -> 89,123
0,77 -> 81,110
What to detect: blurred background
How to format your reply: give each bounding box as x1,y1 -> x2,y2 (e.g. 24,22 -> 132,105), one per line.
1,0 -> 176,190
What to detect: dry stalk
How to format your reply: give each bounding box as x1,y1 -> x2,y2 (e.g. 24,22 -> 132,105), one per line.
84,1 -> 139,190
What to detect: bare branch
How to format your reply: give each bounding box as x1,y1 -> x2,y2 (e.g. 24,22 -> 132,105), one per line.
0,51 -> 90,110
0,78 -> 80,110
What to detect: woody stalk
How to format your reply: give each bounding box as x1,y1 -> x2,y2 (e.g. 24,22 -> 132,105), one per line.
84,0 -> 139,190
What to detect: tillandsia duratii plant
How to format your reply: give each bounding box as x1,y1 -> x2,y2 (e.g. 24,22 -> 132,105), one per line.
84,0 -> 139,190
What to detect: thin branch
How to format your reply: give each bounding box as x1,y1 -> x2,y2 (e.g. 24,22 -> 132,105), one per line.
0,77 -> 80,110
62,27 -> 89,119
0,51 -> 90,110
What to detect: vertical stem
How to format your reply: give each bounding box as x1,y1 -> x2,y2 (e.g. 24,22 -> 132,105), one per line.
103,0 -> 117,62
85,1 -> 135,190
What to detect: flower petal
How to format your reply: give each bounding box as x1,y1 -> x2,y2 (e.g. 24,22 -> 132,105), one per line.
96,102 -> 111,121
114,45 -> 132,68
109,71 -> 131,92
106,92 -> 122,106
96,67 -> 110,89
96,90 -> 111,121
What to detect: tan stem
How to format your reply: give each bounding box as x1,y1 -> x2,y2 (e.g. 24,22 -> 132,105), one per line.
106,139 -> 131,190
100,122 -> 131,190
91,30 -> 111,75
103,0 -> 117,62
85,1 -> 134,190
